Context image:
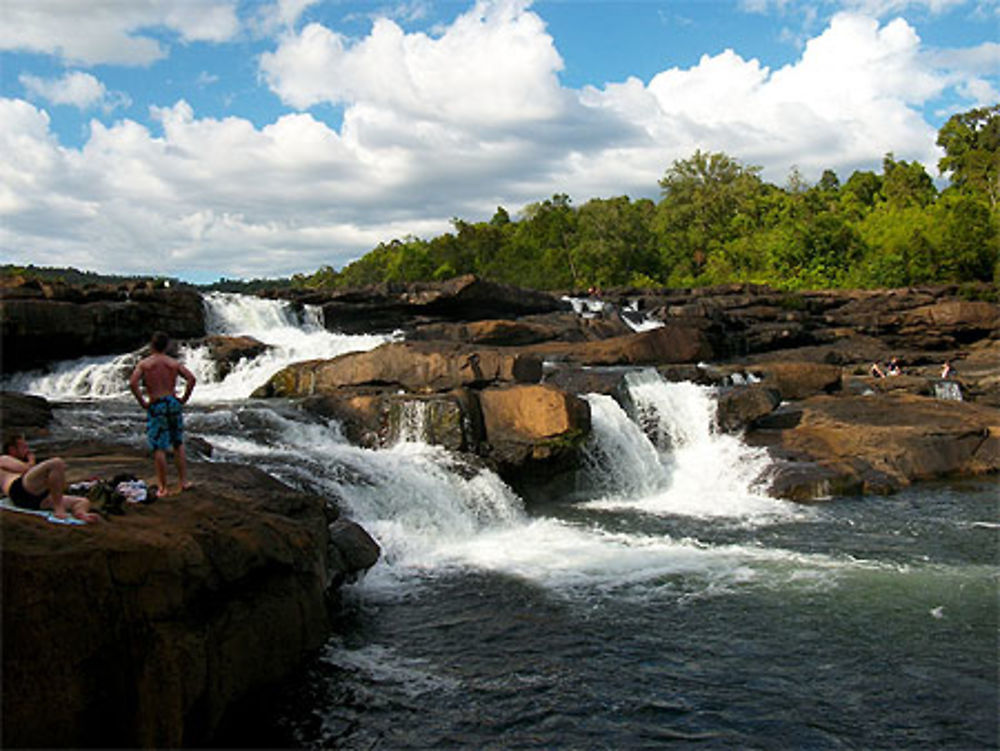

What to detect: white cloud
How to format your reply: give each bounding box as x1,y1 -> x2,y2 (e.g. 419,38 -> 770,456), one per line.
18,71 -> 130,113
0,0 -> 240,65
840,0 -> 969,15
0,3 -> 991,281
584,12 -> 946,180
249,0 -> 321,37
260,0 -> 567,124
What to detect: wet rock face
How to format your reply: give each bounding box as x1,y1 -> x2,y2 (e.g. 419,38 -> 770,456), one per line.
1,280 -> 205,372
0,445 -> 378,749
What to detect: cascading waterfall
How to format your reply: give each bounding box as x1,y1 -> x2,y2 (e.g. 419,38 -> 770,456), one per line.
191,292 -> 394,401
581,369 -> 792,520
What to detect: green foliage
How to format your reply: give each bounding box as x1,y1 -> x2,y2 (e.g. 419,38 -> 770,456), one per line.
937,104 -> 1000,208
289,106 -> 998,294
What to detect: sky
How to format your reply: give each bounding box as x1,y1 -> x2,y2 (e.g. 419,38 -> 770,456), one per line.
1,0 -> 997,283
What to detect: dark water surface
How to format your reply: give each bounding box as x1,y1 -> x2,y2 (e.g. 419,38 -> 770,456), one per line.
222,479 -> 998,750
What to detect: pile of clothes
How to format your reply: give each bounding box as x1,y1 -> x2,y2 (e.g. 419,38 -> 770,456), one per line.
69,474 -> 151,516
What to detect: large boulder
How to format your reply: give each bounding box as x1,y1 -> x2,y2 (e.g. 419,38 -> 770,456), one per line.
747,361 -> 843,400
1,280 -> 205,372
256,341 -> 543,397
525,323 -> 714,366
1,446 -> 377,749
477,384 -> 592,502
750,392 -> 1000,498
479,384 -> 591,443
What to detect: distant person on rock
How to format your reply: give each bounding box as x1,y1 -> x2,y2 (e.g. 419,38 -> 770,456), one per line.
869,362 -> 886,378
0,434 -> 99,522
941,361 -> 954,379
887,357 -> 902,376
129,331 -> 197,498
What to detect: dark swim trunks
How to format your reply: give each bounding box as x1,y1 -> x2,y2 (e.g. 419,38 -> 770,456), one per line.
147,395 -> 184,451
8,477 -> 50,510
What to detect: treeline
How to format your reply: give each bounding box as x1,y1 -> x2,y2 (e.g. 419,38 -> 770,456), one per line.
0,265 -> 186,288
296,105 -> 999,292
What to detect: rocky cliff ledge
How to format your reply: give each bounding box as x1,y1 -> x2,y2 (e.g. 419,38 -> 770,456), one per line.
1,397 -> 379,749
1,276 -> 205,371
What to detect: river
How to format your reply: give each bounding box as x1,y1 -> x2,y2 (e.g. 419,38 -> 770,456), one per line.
7,293 -> 997,749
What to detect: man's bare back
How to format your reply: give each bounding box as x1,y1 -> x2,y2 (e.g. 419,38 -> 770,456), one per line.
131,353 -> 195,406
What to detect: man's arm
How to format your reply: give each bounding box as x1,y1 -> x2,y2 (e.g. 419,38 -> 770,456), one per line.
129,363 -> 149,409
0,455 -> 29,474
178,364 -> 197,404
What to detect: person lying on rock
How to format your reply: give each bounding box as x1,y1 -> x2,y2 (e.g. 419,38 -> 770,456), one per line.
129,331 -> 197,498
0,434 -> 100,522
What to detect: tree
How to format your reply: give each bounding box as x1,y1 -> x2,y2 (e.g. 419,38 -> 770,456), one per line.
572,197 -> 658,287
882,154 -> 936,208
937,104 -> 1000,208
655,150 -> 764,283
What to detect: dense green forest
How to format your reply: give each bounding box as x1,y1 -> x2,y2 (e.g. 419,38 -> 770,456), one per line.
296,105 -> 999,292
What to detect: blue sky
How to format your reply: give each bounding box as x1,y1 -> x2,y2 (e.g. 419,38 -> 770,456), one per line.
1,0 -> 997,283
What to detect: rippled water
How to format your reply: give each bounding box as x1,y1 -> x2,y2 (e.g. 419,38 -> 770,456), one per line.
216,478 -> 997,750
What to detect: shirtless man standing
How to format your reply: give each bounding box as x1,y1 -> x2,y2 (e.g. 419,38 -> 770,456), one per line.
0,434 -> 99,522
129,331 -> 197,498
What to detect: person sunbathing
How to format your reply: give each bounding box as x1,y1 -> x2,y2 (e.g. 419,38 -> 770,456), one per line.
0,434 -> 99,523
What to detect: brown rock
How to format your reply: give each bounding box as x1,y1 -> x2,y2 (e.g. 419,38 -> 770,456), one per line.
477,384 -> 592,503
479,384 -> 591,443
748,361 -> 843,400
1,447 -> 377,749
1,286 -> 205,372
525,323 -> 713,366
0,391 -> 53,439
715,384 -> 782,433
258,341 -> 543,396
756,392 -> 1000,497
197,335 -> 270,379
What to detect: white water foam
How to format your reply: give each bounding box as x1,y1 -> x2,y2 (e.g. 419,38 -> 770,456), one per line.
191,292 -> 393,401
581,370 -> 796,522
197,402 -> 834,599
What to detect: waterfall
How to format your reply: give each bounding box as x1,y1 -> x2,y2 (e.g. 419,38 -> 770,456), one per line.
3,292 -> 393,401
7,293 -> 809,593
563,295 -> 664,332
391,400 -> 431,445
934,380 -> 963,401
580,369 -> 791,520
192,292 -> 394,401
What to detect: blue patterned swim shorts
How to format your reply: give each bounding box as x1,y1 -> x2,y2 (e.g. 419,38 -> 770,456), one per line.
147,395 -> 184,451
